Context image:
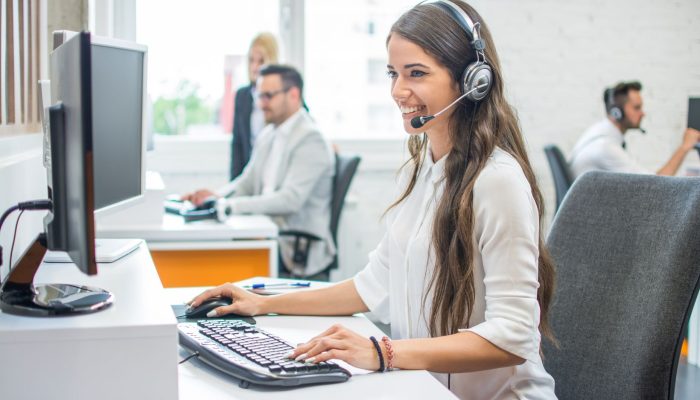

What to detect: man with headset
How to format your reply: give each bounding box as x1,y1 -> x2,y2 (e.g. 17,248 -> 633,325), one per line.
569,81 -> 700,178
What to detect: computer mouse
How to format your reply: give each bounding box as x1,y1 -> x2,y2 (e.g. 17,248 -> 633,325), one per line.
185,297 -> 233,318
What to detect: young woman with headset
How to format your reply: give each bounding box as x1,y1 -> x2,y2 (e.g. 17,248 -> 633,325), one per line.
189,1 -> 557,398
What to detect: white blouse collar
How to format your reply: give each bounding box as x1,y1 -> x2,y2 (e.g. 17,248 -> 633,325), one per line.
421,144 -> 448,185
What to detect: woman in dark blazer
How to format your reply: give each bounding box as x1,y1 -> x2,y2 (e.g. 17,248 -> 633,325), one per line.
230,33 -> 279,180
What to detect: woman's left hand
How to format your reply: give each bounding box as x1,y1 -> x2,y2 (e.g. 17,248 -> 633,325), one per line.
288,324 -> 381,371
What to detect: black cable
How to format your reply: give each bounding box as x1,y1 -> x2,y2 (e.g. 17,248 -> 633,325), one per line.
8,210 -> 25,277
179,351 -> 200,365
0,200 -> 52,268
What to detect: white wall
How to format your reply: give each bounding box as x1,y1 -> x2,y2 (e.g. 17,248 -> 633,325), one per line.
0,135 -> 48,280
474,0 -> 700,222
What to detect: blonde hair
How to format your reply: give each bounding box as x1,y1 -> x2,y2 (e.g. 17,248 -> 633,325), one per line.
250,32 -> 279,64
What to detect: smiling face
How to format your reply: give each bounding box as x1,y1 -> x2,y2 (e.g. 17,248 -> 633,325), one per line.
387,34 -> 461,139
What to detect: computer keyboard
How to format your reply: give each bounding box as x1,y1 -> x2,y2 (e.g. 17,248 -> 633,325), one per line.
178,319 -> 351,388
164,199 -> 217,222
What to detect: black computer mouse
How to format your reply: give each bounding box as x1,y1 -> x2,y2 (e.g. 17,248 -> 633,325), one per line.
185,297 -> 233,318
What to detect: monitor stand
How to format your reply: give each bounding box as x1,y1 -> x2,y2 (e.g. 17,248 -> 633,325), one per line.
0,233 -> 114,317
43,238 -> 142,263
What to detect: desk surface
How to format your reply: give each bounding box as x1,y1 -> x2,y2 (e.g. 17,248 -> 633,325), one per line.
166,287 -> 456,399
0,243 -> 175,337
98,214 -> 278,242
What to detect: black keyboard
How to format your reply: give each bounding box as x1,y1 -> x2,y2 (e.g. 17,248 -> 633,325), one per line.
178,320 -> 351,388
164,199 -> 217,222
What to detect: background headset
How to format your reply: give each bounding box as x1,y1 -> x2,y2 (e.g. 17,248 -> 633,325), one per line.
605,88 -> 624,122
429,0 -> 493,102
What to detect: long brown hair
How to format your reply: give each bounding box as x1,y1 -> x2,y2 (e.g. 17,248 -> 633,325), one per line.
387,1 -> 556,342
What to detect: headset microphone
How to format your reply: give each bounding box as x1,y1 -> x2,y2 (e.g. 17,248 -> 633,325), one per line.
410,82 -> 488,129
639,127 -> 646,134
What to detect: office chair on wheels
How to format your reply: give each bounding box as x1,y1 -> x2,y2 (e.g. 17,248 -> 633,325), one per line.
543,171 -> 700,400
544,144 -> 574,212
279,153 -> 361,281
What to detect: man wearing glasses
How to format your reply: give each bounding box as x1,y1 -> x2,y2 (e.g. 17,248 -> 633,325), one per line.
183,65 -> 336,279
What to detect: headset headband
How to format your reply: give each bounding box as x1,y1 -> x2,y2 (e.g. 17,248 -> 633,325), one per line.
426,0 -> 486,58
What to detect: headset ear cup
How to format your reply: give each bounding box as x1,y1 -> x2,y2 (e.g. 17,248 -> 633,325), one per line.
462,62 -> 492,102
609,106 -> 623,121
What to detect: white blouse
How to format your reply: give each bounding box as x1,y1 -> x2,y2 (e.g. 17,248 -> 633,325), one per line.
569,118 -> 650,179
354,147 -> 556,400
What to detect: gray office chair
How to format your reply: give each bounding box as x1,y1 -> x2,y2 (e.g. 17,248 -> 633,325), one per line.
279,153 -> 361,280
543,144 -> 575,212
543,171 -> 700,399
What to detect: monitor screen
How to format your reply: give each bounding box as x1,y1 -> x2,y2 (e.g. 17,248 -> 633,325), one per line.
90,37 -> 147,214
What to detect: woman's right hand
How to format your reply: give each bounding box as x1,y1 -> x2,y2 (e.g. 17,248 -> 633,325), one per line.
188,283 -> 267,317
181,189 -> 217,207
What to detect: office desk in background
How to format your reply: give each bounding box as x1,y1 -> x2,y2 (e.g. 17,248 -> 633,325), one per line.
166,286 -> 456,399
98,213 -> 278,287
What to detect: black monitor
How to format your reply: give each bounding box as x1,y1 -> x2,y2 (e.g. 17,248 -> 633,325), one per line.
0,32 -> 113,317
40,33 -> 148,264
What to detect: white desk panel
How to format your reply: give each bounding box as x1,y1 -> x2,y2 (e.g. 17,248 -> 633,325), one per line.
0,244 -> 179,400
98,214 -> 278,242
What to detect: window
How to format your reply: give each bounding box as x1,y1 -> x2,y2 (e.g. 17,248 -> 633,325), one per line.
0,0 -> 42,136
136,0 -> 280,136
304,0 -> 415,140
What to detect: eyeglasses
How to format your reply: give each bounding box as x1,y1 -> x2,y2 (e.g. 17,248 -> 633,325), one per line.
256,87 -> 290,101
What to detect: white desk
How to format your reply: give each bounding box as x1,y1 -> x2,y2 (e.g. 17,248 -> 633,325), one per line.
0,246 -> 454,399
0,243 -> 179,400
97,214 -> 279,287
166,287 -> 456,399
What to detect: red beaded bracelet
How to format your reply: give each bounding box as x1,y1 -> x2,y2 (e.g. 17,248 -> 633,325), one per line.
381,336 -> 394,371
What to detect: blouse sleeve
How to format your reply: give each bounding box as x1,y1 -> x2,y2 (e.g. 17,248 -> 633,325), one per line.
464,160 -> 543,362
353,231 -> 392,323
352,169 -> 409,324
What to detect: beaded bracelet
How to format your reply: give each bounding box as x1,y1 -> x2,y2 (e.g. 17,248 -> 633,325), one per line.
381,336 -> 394,371
369,336 -> 385,372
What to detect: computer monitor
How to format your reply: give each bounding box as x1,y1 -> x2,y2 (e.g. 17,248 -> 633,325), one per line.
42,32 -> 148,263
90,35 -> 147,215
0,32 -> 113,317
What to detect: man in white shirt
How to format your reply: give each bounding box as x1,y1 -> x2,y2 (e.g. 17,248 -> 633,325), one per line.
569,81 -> 700,178
183,65 -> 336,278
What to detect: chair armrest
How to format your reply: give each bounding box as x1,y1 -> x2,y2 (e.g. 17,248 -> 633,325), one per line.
278,230 -> 322,266
278,230 -> 322,241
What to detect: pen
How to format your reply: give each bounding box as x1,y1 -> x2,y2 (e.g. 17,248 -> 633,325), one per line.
244,282 -> 311,290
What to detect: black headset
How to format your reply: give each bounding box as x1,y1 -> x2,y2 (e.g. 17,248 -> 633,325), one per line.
605,88 -> 624,122
427,0 -> 493,102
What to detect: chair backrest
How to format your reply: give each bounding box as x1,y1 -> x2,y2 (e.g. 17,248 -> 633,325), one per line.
328,153 -> 361,269
544,144 -> 575,211
543,171 -> 700,400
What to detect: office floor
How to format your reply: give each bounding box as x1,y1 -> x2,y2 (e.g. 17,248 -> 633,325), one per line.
676,356 -> 700,399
